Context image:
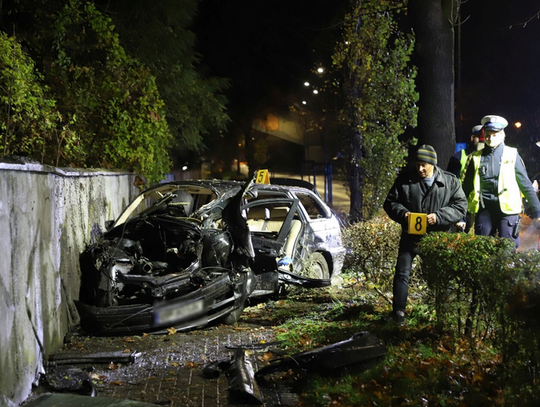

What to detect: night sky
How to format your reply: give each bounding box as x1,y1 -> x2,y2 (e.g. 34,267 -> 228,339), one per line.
194,0 -> 348,100
458,0 -> 540,175
194,0 -> 540,176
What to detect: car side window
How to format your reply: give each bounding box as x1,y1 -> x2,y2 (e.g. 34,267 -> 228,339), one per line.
297,193 -> 327,219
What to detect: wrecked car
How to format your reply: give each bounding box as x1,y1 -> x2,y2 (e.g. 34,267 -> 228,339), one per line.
75,178 -> 345,335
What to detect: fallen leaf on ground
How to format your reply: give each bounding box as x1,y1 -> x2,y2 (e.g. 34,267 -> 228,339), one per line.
258,352 -> 273,362
110,380 -> 124,386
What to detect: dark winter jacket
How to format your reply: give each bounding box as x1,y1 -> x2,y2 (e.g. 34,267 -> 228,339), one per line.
384,166 -> 468,233
462,143 -> 540,217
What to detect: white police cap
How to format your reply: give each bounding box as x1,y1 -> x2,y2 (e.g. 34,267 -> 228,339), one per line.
471,125 -> 483,135
481,115 -> 508,132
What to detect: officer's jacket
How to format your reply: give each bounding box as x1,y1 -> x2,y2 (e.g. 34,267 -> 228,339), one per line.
447,146 -> 475,178
462,143 -> 540,217
384,166 -> 468,233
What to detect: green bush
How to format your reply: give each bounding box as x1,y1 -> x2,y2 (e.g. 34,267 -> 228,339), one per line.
341,216 -> 426,302
0,32 -> 63,160
418,232 -> 515,336
49,0 -> 172,185
489,250 -> 540,397
419,232 -> 540,400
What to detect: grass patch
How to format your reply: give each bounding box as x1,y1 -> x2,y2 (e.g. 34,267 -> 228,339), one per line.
265,283 -> 536,406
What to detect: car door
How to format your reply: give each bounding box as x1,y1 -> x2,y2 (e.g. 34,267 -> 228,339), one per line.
242,196 -> 330,290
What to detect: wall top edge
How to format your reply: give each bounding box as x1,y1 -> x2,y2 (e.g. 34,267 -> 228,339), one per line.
0,162 -> 134,178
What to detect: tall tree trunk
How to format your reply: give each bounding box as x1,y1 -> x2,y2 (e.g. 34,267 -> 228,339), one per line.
346,13 -> 364,223
346,64 -> 364,223
408,0 -> 459,169
348,128 -> 364,222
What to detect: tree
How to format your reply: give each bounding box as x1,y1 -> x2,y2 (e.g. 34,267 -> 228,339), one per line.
0,0 -> 174,185
49,0 -> 173,184
0,31 -> 65,162
93,0 -> 230,166
333,0 -> 418,221
408,0 -> 459,169
0,0 -> 230,184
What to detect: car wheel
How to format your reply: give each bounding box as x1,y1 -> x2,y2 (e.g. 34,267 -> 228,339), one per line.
220,303 -> 245,325
307,252 -> 330,280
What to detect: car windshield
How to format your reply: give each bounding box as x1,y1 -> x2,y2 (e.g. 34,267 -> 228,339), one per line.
113,184 -> 218,227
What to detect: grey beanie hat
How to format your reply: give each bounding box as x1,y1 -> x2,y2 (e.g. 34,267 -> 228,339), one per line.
416,145 -> 437,166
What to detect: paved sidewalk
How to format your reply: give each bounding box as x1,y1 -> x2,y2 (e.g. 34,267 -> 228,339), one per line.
24,393 -> 159,407
22,310 -> 299,407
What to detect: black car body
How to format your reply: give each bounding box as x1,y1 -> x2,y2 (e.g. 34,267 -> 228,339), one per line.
76,178 -> 344,335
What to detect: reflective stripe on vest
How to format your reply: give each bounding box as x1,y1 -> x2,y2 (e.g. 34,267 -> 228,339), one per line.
467,146 -> 522,214
459,149 -> 468,177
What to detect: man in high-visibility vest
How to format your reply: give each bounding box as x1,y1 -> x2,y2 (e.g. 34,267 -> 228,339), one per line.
447,124 -> 484,178
462,115 -> 540,247
447,124 -> 484,232
446,124 -> 485,233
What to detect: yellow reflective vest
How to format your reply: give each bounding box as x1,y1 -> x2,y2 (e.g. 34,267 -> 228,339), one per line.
459,149 -> 468,177
467,146 -> 522,214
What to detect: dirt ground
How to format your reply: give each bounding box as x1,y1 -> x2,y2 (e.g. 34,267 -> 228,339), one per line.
24,297 -> 321,407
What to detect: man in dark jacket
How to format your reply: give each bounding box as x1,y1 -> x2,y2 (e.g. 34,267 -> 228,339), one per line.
384,145 -> 467,324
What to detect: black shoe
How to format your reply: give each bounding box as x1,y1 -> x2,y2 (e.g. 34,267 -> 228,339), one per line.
389,310 -> 405,325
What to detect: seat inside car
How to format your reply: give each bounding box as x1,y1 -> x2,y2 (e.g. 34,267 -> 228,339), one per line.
246,206 -> 270,231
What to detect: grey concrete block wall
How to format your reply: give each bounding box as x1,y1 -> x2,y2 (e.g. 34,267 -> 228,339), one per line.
0,162 -> 139,407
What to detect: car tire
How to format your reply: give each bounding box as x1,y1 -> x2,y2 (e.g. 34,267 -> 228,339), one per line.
308,252 -> 330,280
220,303 -> 245,325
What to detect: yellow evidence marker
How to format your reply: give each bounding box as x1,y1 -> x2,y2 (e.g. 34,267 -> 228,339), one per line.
255,169 -> 270,184
408,212 -> 427,235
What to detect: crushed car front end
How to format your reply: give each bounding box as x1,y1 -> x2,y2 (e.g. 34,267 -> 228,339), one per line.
76,181 -> 256,335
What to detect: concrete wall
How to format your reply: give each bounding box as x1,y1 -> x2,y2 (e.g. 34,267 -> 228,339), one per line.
0,162 -> 139,407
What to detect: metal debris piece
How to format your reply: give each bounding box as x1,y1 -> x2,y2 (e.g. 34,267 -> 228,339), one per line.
278,270 -> 331,287
255,331 -> 387,383
202,359 -> 231,379
48,350 -> 142,365
203,349 -> 264,405
226,348 -> 264,405
40,366 -> 97,396
225,340 -> 283,350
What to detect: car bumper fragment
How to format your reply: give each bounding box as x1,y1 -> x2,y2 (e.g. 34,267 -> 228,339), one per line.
278,270 -> 331,288
76,271 -> 244,334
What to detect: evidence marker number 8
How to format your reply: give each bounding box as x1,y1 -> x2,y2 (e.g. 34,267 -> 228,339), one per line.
408,212 -> 427,235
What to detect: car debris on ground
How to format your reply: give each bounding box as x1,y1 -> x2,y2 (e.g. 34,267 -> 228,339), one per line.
202,331 -> 387,405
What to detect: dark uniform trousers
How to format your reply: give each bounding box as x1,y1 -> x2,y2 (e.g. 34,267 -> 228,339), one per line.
475,201 -> 520,247
393,234 -> 422,313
